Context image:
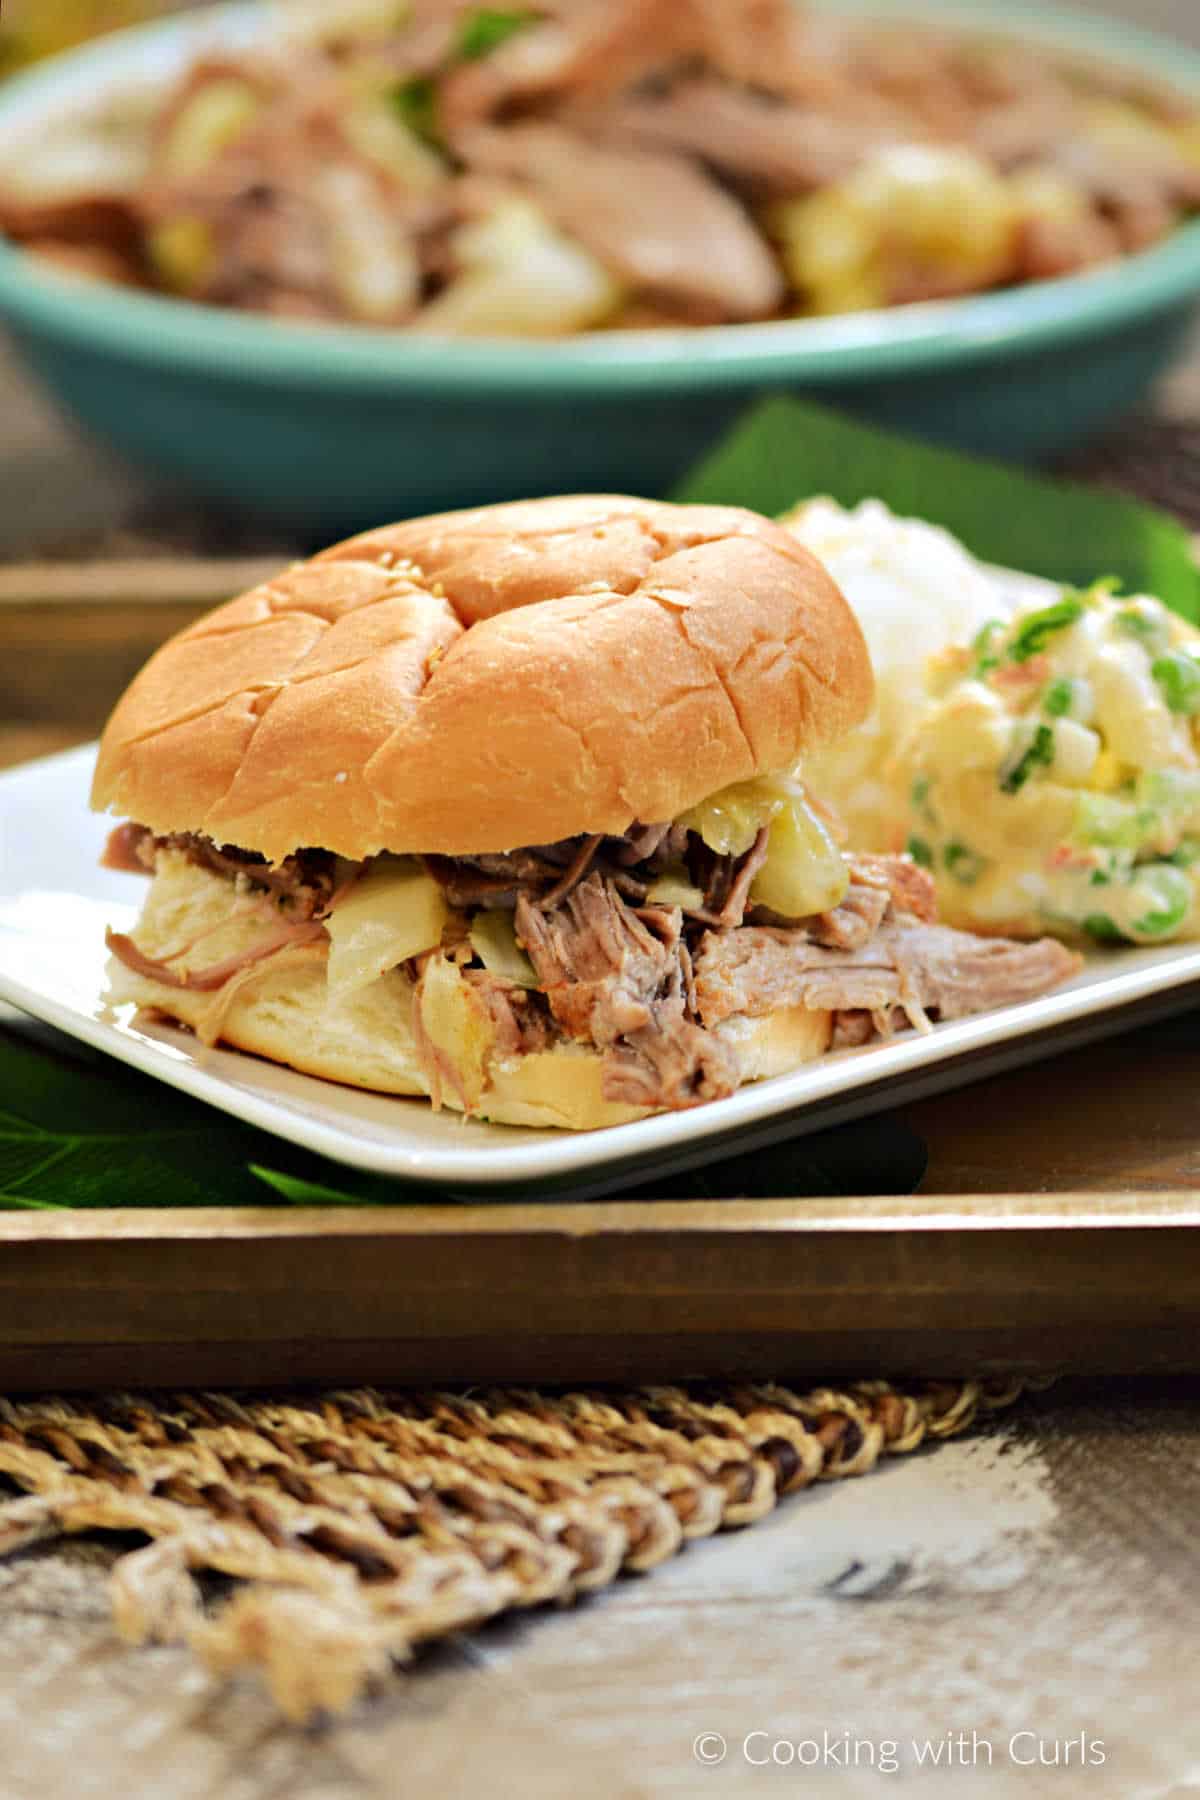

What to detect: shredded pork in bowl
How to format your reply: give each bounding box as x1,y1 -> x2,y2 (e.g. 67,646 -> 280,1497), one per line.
4,0 -> 1200,335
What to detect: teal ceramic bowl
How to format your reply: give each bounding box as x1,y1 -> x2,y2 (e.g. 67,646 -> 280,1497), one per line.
3,0 -> 1200,533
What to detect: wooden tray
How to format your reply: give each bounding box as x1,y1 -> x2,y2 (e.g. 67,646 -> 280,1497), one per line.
5,559 -> 1200,1393
3,1192 -> 1200,1391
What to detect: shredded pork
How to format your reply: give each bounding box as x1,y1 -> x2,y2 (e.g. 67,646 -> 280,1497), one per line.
105,919 -> 328,992
692,920 -> 1081,1031
10,0 -> 1200,324
104,816 -> 1080,1116
463,967 -> 555,1057
460,121 -> 785,321
569,80 -> 901,195
516,873 -> 738,1109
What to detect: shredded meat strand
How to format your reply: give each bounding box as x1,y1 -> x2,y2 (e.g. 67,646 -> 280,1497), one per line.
128,830 -> 341,919
710,825 -> 772,928
537,834 -> 604,910
803,880 -> 890,951
516,871 -> 739,1109
614,820 -> 686,867
105,920 -> 327,991
844,852 -> 938,923
693,919 -> 1081,1030
463,968 -> 555,1057
192,943 -> 328,1047
105,820 -> 1079,1115
101,822 -> 156,874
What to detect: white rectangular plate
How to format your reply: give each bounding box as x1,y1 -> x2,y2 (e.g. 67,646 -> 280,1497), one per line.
3,744 -> 1200,1196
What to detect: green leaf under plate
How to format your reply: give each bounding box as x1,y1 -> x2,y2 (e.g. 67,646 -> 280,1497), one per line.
0,1020 -> 338,1209
0,1017 -> 927,1209
673,395 -> 1200,621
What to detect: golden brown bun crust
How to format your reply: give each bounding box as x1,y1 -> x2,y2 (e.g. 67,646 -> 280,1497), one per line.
91,495 -> 872,861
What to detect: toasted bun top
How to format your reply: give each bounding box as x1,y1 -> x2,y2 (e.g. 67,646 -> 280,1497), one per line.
91,495 -> 873,860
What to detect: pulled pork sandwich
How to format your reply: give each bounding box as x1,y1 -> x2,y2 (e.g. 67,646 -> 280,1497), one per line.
93,495 -> 1080,1129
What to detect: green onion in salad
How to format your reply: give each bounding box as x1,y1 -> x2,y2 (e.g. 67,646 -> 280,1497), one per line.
942,841 -> 987,884
910,775 -> 933,819
1006,597 -> 1084,664
1137,768 -> 1200,815
1073,792 -> 1146,850
970,619 -> 1005,680
1116,602 -> 1170,651
1000,723 -> 1055,794
1042,677 -> 1075,718
1151,649 -> 1200,715
1128,864 -> 1193,938
1083,912 -> 1124,942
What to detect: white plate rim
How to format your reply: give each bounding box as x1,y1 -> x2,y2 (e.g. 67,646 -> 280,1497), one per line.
4,743 -> 1200,1191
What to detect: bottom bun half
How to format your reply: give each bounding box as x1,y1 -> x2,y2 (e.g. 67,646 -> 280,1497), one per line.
106,855 -> 833,1131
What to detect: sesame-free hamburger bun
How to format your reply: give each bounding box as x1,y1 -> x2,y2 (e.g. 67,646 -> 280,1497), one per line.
92,494 -> 872,862
94,495 -> 874,1128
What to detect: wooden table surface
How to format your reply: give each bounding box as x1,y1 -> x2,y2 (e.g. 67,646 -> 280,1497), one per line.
4,343 -> 1200,1797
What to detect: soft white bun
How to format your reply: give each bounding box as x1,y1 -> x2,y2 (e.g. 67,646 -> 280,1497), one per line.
91,495 -> 872,862
106,855 -> 833,1131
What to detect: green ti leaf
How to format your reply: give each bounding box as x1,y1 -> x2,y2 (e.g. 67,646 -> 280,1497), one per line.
0,1019 -> 352,1209
0,1011 -> 928,1211
251,1166 -> 378,1206
673,396 -> 1200,623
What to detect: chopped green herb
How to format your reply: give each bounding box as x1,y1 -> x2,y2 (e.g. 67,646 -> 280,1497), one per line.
1151,649 -> 1200,715
1083,913 -> 1123,942
910,774 -> 935,822
391,11 -> 539,144
1000,723 -> 1054,794
1042,677 -> 1075,718
391,75 -> 441,146
1116,602 -> 1168,649
1089,869 -> 1111,887
1008,597 -> 1083,664
943,841 -> 986,885
906,835 -> 934,868
1069,576 -> 1121,606
456,6 -> 539,59
970,618 -> 1005,679
1168,837 -> 1200,868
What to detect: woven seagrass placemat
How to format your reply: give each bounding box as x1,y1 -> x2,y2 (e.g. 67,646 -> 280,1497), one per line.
0,1379 -> 1038,1721
0,402 -> 1191,1728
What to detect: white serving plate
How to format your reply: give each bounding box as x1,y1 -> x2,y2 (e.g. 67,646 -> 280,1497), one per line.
3,744 -> 1200,1197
